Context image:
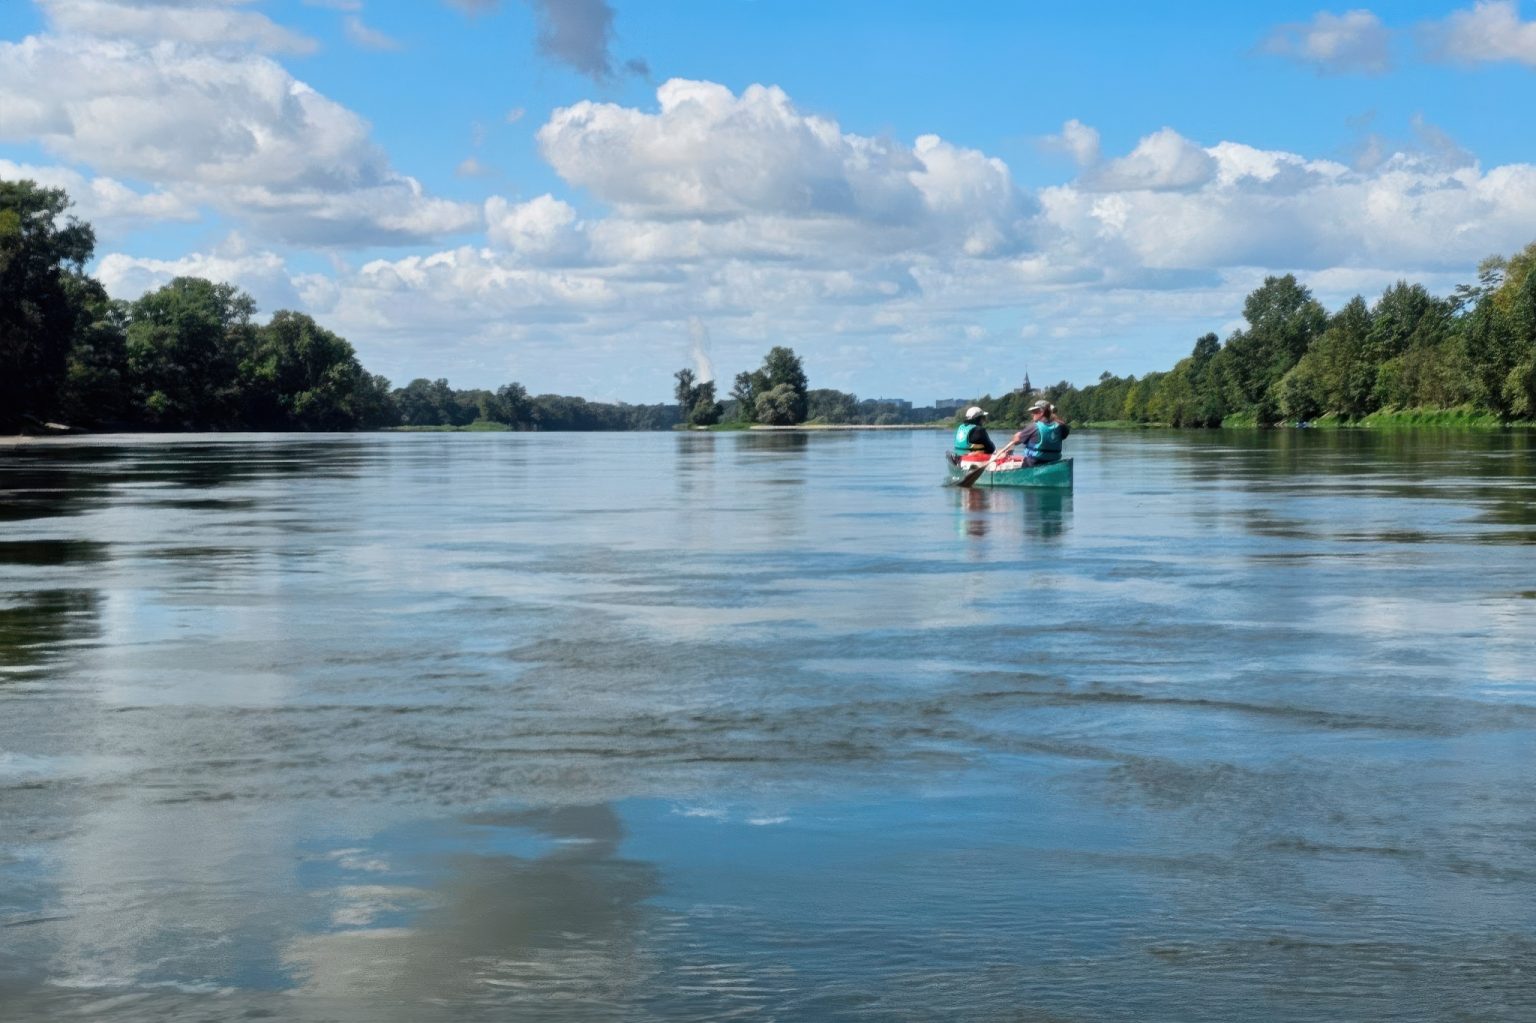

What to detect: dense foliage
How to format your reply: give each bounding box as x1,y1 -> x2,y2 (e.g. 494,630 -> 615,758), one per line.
2,180 -> 96,427
971,255 -> 1536,428
0,179 -> 679,433
728,346 -> 810,425
673,369 -> 723,426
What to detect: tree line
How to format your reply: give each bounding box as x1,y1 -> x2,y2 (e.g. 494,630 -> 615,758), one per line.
675,348 -> 962,427
971,247 -> 1536,428
674,344 -> 812,426
15,178 -> 1531,435
1,179 -> 685,433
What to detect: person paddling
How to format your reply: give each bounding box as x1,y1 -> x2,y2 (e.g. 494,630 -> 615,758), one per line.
952,406 -> 996,459
999,400 -> 1070,466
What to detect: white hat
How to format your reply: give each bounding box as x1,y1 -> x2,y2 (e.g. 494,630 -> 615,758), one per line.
964,406 -> 988,420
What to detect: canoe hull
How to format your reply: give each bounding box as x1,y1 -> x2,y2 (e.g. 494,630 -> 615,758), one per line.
949,456 -> 1073,489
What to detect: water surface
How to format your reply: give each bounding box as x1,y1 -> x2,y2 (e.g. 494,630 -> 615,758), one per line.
2,429 -> 1533,1021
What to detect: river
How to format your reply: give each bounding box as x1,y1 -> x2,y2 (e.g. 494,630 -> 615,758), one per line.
1,429 -> 1533,1022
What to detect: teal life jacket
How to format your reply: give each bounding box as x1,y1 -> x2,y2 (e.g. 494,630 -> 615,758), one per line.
1026,422 -> 1063,463
954,422 -> 979,454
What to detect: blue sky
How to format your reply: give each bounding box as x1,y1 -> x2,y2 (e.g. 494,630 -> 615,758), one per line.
3,1 -> 1535,403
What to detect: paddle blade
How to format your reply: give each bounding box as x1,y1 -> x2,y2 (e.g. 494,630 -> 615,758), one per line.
957,463 -> 987,488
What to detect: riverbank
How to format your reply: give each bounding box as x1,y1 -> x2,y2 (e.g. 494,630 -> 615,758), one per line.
1301,407 -> 1535,429
1079,407 -> 1536,430
14,407 -> 1536,440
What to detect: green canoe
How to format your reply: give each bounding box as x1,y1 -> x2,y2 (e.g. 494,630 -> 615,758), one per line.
948,455 -> 1073,489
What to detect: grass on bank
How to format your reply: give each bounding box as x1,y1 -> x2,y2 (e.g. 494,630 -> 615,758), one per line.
1094,408 -> 1535,429
1074,420 -> 1167,430
388,421 -> 512,432
1311,406 -> 1530,429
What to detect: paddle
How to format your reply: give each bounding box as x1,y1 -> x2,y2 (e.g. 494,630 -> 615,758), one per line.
957,442 -> 1015,488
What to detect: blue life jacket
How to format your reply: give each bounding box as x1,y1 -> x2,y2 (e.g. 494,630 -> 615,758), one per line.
1026,422 -> 1063,463
954,422 -> 981,454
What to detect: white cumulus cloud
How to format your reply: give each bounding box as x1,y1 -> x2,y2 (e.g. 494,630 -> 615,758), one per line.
484,194 -> 584,261
0,158 -> 194,227
1084,128 -> 1217,192
537,78 -> 1033,261
0,4 -> 477,245
1043,119 -> 1101,167
1045,130 -> 1536,275
96,237 -> 304,311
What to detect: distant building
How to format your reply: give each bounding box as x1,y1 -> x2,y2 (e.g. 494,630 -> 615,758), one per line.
933,398 -> 968,412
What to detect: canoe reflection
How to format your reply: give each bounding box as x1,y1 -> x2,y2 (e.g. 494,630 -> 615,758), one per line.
955,487 -> 1072,541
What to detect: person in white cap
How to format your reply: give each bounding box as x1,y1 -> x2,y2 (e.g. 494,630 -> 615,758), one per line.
952,406 -> 996,459
1002,399 -> 1070,466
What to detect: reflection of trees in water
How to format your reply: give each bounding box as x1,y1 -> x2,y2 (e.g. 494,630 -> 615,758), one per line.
0,539 -> 110,566
1165,427 -> 1535,483
0,447 -> 118,522
285,805 -> 662,1020
123,440 -> 379,490
1,440 -> 381,522
735,431 -> 811,455
1157,429 -> 1536,537
675,432 -> 717,462
0,588 -> 100,675
674,432 -> 716,501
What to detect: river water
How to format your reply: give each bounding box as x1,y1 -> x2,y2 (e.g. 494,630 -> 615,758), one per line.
1,429 -> 1533,1022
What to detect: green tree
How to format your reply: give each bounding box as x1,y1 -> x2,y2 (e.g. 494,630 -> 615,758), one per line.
481,381 -> 532,428
1451,255 -> 1507,312
502,382 -> 532,427
759,346 -> 809,423
1184,333 -> 1227,426
353,373 -> 399,428
806,388 -> 859,423
1457,244 -> 1536,417
57,276 -> 130,426
243,310 -> 377,429
674,368 -> 723,426
395,378 -> 451,425
1367,282 -> 1444,362
1149,363 -> 1192,426
0,179 -> 97,427
1365,282 -> 1452,410
1121,374 -> 1160,423
1306,296 -> 1375,417
1493,246 -> 1536,416
1219,275 -> 1327,421
125,277 -> 255,428
730,368 -> 768,422
753,383 -> 802,425
690,380 -> 722,425
1275,358 -> 1324,422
